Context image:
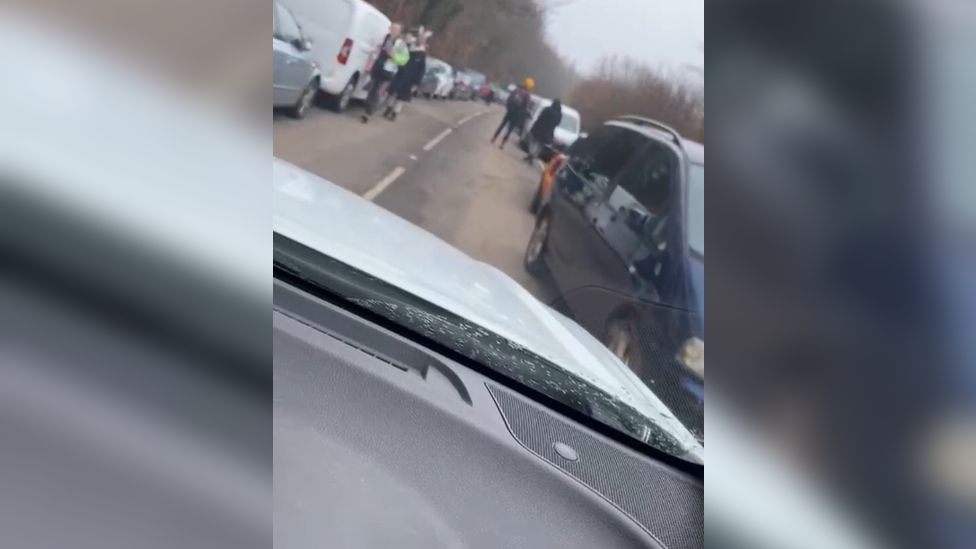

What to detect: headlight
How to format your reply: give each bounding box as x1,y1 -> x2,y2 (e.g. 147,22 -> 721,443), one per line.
677,337 -> 704,379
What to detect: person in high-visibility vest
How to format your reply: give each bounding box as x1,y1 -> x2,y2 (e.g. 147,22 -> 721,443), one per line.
362,23 -> 409,124
383,28 -> 431,121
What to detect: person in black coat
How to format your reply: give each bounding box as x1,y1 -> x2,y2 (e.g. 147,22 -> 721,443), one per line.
525,99 -> 562,161
492,80 -> 532,149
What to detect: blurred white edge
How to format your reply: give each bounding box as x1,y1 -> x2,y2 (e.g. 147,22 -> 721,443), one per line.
0,9 -> 268,300
708,398 -> 883,549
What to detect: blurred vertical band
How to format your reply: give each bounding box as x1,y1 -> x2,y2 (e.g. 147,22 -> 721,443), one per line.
709,0 -> 975,548
0,3 -> 268,549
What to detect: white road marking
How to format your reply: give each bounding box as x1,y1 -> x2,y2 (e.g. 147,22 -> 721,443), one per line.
457,111 -> 487,126
422,128 -> 453,151
362,166 -> 406,201
409,154 -> 418,161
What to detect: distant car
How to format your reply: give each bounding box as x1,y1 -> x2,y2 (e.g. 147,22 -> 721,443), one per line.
285,0 -> 391,112
451,70 -> 486,101
418,57 -> 454,99
273,1 -> 321,118
519,98 -> 582,152
524,116 -> 705,439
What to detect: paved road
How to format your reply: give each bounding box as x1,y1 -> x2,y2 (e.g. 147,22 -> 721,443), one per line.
274,98 -> 559,303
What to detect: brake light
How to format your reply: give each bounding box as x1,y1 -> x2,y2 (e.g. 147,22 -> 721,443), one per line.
337,38 -> 353,65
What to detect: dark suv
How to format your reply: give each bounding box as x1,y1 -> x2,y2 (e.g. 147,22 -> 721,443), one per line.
524,116 -> 704,438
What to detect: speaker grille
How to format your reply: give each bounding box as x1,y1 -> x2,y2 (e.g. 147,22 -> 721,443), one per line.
488,384 -> 702,549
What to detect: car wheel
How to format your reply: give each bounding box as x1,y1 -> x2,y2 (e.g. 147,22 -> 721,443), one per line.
529,185 -> 542,214
327,77 -> 356,112
524,213 -> 550,275
288,79 -> 318,119
604,317 -> 643,373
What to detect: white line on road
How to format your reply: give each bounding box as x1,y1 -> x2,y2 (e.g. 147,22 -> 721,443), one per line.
362,166 -> 406,201
422,128 -> 453,151
457,111 -> 487,126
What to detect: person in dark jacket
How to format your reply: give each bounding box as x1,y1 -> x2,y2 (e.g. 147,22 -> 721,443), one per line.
492,78 -> 533,149
525,99 -> 562,162
383,30 -> 429,121
361,23 -> 407,123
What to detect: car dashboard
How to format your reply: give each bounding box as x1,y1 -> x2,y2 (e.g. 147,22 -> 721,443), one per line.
274,277 -> 702,549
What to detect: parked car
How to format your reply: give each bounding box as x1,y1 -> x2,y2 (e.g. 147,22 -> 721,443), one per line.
285,0 -> 391,112
418,57 -> 454,99
523,116 -> 704,439
451,69 -> 486,101
519,98 -> 583,152
273,1 -> 321,118
493,86 -> 510,105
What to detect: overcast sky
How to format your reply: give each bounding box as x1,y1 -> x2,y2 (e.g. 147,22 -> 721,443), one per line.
545,0 -> 703,77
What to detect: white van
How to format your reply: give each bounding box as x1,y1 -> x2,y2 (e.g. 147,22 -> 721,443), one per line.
284,0 -> 391,112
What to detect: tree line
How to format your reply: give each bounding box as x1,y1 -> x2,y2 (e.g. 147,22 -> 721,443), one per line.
370,0 -> 578,98
371,0 -> 703,142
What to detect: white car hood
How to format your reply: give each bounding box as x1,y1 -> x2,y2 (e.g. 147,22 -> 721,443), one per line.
273,160 -> 703,461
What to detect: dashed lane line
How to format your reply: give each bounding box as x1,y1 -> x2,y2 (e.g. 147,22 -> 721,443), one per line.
457,111 -> 487,126
362,166 -> 406,201
422,128 -> 453,151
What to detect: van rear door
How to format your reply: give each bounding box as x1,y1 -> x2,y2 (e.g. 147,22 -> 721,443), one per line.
286,0 -> 353,81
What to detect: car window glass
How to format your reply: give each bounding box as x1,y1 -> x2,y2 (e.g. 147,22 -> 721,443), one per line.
275,3 -> 301,42
559,113 -> 579,133
616,141 -> 674,215
586,126 -> 643,187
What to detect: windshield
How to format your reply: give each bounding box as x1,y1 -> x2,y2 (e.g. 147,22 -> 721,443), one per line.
273,232 -> 701,461
272,4 -> 704,462
559,112 -> 580,133
689,163 -> 704,255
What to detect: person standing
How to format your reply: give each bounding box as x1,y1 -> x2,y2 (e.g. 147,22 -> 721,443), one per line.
361,23 -> 408,123
492,78 -> 534,149
525,99 -> 562,162
383,28 -> 430,121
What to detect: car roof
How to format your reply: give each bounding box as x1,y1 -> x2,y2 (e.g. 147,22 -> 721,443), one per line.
607,119 -> 703,164
531,97 -> 580,117
682,139 -> 704,164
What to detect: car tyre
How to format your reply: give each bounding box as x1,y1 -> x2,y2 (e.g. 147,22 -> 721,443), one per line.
288,79 -> 318,119
326,76 -> 357,112
524,213 -> 550,275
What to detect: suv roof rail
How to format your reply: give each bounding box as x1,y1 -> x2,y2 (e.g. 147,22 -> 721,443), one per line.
613,115 -> 683,147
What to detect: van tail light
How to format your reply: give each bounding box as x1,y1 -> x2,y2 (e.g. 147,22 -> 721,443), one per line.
337,38 -> 353,65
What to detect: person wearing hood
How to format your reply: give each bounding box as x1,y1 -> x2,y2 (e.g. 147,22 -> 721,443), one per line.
525,99 -> 562,162
382,28 -> 430,121
492,78 -> 533,149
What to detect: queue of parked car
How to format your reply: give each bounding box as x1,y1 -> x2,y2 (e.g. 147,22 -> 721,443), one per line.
273,0 -> 506,119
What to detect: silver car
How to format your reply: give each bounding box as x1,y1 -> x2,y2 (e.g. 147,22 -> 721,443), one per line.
273,1 -> 320,118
